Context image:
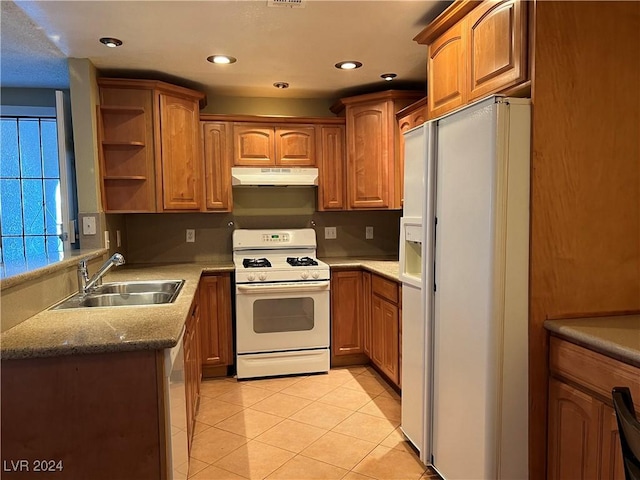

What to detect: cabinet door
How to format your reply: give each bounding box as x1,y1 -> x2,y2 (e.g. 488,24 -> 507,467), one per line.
346,100 -> 392,209
233,125 -> 275,166
199,275 -> 233,368
428,21 -> 467,119
158,93 -> 202,210
201,122 -> 232,211
600,404 -> 626,480
381,299 -> 399,385
331,270 -> 364,358
467,0 -> 527,101
547,378 -> 601,480
370,295 -> 385,368
317,125 -> 346,210
371,295 -> 399,385
275,127 -> 316,166
362,272 -> 372,356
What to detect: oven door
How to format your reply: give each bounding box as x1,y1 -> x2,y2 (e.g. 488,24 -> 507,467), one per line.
235,280 -> 330,354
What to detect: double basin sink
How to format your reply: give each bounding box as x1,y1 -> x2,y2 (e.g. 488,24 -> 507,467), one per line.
52,280 -> 185,310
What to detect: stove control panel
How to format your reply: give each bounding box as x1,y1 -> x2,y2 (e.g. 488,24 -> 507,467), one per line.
262,233 -> 290,243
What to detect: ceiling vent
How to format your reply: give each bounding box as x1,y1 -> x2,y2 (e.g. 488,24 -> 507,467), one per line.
267,0 -> 305,8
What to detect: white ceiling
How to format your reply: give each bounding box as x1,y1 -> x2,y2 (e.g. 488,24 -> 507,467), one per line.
2,0 -> 450,99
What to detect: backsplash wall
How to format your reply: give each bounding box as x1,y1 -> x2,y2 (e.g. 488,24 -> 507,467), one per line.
122,209 -> 401,264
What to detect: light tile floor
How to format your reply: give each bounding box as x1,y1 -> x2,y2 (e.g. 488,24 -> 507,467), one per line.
188,366 -> 442,480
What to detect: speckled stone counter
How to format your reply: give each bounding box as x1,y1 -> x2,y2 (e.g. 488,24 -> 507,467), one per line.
545,314 -> 640,367
322,257 -> 400,282
0,262 -> 234,360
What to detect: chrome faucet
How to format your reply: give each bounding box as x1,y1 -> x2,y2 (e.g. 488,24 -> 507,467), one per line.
77,253 -> 125,294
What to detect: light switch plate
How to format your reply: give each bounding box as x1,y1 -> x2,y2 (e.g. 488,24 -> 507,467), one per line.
324,227 -> 337,239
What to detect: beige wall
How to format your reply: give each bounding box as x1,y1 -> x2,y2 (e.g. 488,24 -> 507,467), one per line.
201,93 -> 336,117
68,58 -> 101,215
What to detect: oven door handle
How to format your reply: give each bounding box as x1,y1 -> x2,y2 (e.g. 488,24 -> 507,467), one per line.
237,281 -> 330,294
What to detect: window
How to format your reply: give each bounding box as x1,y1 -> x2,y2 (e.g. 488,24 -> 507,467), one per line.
0,92 -> 76,275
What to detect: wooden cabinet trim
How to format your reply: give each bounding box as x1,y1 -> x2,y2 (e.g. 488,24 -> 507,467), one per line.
98,78 -> 205,106
200,113 -> 344,125
414,0 -> 482,45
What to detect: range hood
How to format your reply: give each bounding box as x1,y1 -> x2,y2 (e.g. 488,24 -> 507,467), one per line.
231,167 -> 318,186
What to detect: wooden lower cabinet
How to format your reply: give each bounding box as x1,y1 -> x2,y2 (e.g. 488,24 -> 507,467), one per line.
331,270 -> 365,365
331,268 -> 401,387
199,274 -> 233,376
184,290 -> 202,452
1,351 -> 166,479
547,378 -> 601,479
547,337 -> 637,480
370,275 -> 400,386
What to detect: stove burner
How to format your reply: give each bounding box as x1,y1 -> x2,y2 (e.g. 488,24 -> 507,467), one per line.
287,256 -> 318,267
243,258 -> 271,268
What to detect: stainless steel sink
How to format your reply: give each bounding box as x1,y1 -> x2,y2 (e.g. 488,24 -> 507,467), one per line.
52,280 -> 184,310
92,280 -> 184,296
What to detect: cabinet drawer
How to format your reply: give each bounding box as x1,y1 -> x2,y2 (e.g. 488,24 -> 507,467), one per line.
549,336 -> 640,409
372,275 -> 399,304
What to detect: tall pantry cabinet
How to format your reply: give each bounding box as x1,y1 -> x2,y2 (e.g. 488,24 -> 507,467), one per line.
97,78 -> 205,213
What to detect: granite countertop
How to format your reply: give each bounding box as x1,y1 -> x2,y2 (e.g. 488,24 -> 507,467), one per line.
0,262 -> 234,360
322,257 -> 400,282
545,314 -> 640,367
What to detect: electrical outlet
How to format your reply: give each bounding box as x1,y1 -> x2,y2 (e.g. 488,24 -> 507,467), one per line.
82,216 -> 97,235
366,226 -> 374,240
186,229 -> 195,243
324,226 -> 337,239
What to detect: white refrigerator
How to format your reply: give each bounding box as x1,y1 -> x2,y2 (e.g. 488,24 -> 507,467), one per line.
400,96 -> 530,479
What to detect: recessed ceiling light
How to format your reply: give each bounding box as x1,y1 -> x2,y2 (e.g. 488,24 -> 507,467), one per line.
273,82 -> 290,89
207,55 -> 237,64
381,73 -> 397,81
335,61 -> 363,70
99,37 -> 123,48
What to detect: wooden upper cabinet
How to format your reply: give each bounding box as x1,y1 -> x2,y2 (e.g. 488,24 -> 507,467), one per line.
97,79 -> 205,213
98,84 -> 157,213
428,21 -> 467,118
233,124 -> 316,166
347,100 -> 391,209
158,93 -> 202,210
201,122 -> 232,211
317,125 -> 346,210
333,91 -> 422,210
276,127 -> 316,166
467,0 -> 527,101
233,125 -> 274,166
416,0 -> 529,118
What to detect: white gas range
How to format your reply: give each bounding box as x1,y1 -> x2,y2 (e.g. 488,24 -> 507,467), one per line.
232,229 -> 330,379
